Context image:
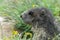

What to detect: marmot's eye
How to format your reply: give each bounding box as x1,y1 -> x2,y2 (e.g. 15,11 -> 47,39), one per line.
28,11 -> 33,15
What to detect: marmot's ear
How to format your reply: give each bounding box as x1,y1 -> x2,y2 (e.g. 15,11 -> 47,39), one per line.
41,9 -> 45,13
40,9 -> 46,17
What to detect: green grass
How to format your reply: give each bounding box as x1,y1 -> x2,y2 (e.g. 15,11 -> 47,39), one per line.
0,0 -> 60,40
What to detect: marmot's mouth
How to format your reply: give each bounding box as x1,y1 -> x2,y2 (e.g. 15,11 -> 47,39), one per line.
24,21 -> 32,25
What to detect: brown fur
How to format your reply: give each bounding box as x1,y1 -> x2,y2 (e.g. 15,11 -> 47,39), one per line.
20,7 -> 59,40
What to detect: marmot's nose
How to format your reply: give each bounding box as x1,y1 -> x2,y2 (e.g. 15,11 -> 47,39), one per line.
20,15 -> 22,18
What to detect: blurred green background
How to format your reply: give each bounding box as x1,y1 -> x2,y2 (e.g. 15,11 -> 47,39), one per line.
0,0 -> 60,33
0,0 -> 60,40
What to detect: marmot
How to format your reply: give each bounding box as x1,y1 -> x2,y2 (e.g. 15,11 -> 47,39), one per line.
20,7 -> 59,40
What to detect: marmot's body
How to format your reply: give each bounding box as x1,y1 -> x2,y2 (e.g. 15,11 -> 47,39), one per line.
20,7 -> 59,40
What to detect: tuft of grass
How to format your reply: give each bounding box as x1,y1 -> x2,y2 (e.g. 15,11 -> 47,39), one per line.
0,0 -> 60,40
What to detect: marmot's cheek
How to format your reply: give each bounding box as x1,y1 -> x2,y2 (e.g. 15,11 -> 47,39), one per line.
23,20 -> 32,25
22,18 -> 32,24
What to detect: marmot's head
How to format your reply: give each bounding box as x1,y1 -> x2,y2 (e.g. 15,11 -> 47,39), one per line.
20,7 -> 54,26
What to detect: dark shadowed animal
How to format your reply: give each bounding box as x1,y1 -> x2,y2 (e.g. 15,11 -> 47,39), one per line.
20,7 -> 59,40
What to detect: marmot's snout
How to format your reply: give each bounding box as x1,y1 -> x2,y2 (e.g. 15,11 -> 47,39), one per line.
20,15 -> 22,18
